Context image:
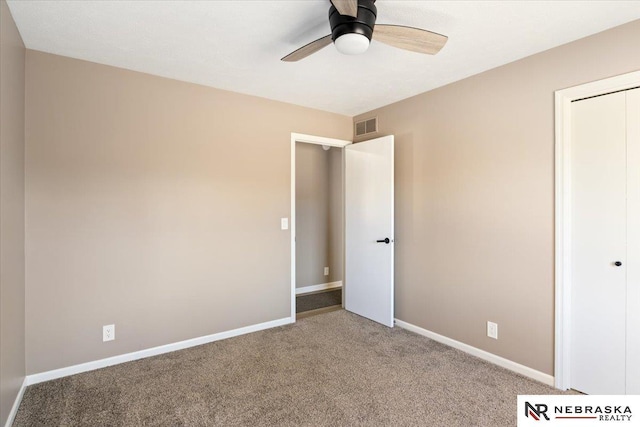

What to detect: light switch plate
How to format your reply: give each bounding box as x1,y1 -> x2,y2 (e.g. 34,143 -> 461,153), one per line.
281,218 -> 288,230
487,321 -> 498,339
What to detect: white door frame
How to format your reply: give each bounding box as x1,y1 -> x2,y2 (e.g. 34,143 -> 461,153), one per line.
554,70 -> 640,390
290,133 -> 352,321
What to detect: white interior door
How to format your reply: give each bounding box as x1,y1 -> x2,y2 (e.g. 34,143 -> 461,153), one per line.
570,90 -> 632,394
626,88 -> 640,394
344,135 -> 394,327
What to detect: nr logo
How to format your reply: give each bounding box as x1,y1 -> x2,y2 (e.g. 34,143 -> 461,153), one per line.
525,402 -> 550,421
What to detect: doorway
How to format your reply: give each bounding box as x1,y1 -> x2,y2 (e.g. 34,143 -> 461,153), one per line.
290,133 -> 351,320
294,141 -> 344,318
555,71 -> 640,393
290,133 -> 395,326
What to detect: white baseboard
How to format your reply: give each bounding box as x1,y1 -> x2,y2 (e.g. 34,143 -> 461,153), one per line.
4,377 -> 27,427
296,281 -> 342,295
25,316 -> 293,386
394,319 -> 555,387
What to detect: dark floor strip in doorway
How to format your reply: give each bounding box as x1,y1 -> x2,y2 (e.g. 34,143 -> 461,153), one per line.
296,288 -> 342,314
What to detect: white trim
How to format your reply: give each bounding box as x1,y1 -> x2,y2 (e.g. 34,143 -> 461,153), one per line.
291,135 -> 295,321
4,378 -> 27,427
395,319 -> 554,386
295,281 -> 342,295
290,133 -> 351,321
554,70 -> 640,391
25,317 -> 292,386
291,133 -> 352,148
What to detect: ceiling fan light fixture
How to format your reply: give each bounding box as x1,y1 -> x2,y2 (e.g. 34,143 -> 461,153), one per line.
334,33 -> 370,55
281,0 -> 448,62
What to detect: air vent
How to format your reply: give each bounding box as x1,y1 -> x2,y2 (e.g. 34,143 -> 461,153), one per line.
354,117 -> 378,137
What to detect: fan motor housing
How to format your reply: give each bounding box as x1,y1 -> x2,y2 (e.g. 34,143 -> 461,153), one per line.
329,0 -> 377,42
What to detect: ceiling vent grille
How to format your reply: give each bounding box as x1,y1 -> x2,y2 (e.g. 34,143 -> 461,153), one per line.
355,117 -> 378,137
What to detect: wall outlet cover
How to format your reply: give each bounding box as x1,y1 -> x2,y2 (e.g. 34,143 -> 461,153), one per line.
324,267 -> 329,276
103,324 -> 115,342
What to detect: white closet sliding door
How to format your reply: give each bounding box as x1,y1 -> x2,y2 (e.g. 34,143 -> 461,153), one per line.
570,88 -> 639,395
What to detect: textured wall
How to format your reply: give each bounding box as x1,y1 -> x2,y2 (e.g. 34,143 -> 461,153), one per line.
354,20 -> 640,375
25,51 -> 352,374
0,0 -> 25,424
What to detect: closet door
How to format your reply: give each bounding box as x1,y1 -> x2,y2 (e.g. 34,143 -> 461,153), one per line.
570,91 -> 627,395
627,88 -> 640,394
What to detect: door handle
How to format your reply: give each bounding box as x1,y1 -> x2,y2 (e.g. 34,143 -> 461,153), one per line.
376,238 -> 390,244
614,261 -> 622,267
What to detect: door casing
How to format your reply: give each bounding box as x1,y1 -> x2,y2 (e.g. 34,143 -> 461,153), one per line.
554,71 -> 640,390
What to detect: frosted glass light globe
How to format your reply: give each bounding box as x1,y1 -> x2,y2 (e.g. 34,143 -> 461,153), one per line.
334,33 -> 370,55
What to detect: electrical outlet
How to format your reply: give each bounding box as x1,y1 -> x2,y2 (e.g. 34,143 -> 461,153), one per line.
487,321 -> 498,339
324,267 -> 329,276
103,324 -> 115,342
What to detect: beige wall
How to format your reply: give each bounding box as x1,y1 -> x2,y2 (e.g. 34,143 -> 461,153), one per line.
25,51 -> 352,374
354,19 -> 640,375
296,143 -> 330,288
295,143 -> 343,289
327,147 -> 343,284
0,0 -> 25,424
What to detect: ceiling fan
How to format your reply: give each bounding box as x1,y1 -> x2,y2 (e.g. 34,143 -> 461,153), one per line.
281,0 -> 448,62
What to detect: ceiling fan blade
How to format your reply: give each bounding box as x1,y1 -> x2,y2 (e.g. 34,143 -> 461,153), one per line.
372,24 -> 448,55
281,35 -> 333,62
330,0 -> 358,18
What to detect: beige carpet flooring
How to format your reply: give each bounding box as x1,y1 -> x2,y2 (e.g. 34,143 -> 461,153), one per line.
14,310 -> 567,426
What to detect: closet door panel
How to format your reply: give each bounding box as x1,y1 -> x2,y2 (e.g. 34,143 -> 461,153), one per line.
627,88 -> 640,394
570,91 -> 627,395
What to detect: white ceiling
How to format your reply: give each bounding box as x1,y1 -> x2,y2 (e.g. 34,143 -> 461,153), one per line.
7,1 -> 640,116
